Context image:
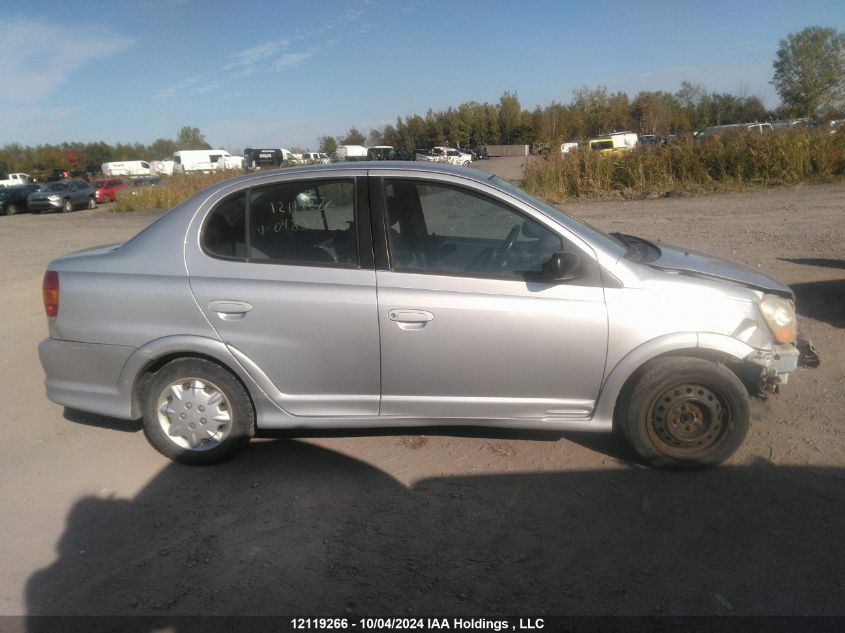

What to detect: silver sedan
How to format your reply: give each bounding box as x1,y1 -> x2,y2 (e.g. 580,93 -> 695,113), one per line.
39,163 -> 808,467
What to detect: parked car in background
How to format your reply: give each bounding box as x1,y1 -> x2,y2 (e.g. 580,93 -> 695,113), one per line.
28,179 -> 95,213
416,146 -> 472,166
38,162 -> 812,468
392,148 -> 414,161
366,146 -> 395,160
46,169 -> 88,182
243,148 -> 299,170
93,178 -> 128,203
560,142 -> 579,154
126,176 -> 161,193
695,122 -> 774,139
299,152 -> 331,164
0,183 -> 40,215
0,173 -> 34,188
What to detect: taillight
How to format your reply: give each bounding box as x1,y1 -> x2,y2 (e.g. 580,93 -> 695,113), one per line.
43,270 -> 59,317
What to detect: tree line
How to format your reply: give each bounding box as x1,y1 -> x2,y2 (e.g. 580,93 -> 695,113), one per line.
319,83 -> 777,153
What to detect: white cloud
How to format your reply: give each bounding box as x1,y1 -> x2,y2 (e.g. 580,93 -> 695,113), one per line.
152,76 -> 203,100
153,1 -> 372,101
2,17 -> 136,103
223,39 -> 290,74
274,52 -> 315,71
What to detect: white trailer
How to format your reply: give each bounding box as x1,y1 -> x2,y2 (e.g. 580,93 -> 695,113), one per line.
172,150 -> 244,173
335,145 -> 368,161
101,161 -> 152,176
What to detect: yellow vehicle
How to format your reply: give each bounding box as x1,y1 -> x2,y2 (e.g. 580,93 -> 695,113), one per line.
588,132 -> 639,154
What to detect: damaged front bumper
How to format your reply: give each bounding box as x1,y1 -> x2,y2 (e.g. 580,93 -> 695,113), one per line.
744,337 -> 819,394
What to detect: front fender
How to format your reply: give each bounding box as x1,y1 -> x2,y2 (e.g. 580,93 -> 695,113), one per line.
590,332 -> 754,430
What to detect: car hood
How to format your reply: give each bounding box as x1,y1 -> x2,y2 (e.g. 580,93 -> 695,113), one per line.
646,242 -> 793,298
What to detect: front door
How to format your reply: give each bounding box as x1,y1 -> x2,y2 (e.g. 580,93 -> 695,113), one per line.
374,177 -> 608,420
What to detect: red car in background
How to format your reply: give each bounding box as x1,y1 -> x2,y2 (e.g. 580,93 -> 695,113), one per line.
93,178 -> 128,203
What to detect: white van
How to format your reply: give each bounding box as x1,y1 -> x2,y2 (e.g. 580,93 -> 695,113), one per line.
102,161 -> 151,177
172,150 -> 244,174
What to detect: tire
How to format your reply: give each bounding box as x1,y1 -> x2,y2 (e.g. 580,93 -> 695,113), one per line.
87,197 -> 96,209
617,356 -> 750,469
61,199 -> 73,213
6,203 -> 18,216
141,358 -> 255,465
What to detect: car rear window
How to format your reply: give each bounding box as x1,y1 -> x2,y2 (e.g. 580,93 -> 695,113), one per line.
203,179 -> 358,266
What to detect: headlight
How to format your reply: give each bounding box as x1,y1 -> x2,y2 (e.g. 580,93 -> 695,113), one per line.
759,295 -> 797,344
48,194 -> 61,201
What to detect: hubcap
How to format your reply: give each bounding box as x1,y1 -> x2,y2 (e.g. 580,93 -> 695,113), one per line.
648,383 -> 729,455
156,378 -> 232,451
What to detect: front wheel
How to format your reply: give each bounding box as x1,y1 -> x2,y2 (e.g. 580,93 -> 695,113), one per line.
617,356 -> 750,469
142,358 -> 255,464
61,199 -> 73,213
87,197 -> 96,209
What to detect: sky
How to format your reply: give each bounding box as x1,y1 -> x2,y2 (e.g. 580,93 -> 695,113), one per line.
2,0 -> 844,153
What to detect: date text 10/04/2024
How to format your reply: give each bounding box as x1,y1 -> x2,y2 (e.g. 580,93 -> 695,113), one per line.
290,618 -> 545,631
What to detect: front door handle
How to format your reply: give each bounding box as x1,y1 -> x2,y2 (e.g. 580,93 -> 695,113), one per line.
388,310 -> 434,330
208,300 -> 253,320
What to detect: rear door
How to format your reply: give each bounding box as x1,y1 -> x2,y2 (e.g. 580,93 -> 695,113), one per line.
371,174 -> 608,420
185,172 -> 380,416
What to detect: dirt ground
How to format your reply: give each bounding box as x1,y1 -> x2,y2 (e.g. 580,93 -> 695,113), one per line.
0,166 -> 842,621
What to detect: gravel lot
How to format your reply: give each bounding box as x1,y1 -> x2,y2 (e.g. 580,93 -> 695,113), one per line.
0,166 -> 842,620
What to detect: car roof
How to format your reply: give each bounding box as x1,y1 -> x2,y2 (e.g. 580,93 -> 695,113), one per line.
213,161 -> 497,189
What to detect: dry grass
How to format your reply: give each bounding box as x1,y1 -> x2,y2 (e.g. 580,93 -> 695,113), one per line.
113,171 -> 245,212
523,128 -> 845,202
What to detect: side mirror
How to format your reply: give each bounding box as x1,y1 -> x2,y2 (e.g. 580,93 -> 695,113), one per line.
541,251 -> 582,281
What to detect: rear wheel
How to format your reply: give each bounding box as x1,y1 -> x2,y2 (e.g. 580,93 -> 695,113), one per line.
87,197 -> 96,209
6,204 -> 18,216
61,199 -> 73,213
142,358 -> 254,464
617,356 -> 750,468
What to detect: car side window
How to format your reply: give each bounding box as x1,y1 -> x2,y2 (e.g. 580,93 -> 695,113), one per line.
383,179 -> 565,278
204,192 -> 247,259
248,179 -> 357,266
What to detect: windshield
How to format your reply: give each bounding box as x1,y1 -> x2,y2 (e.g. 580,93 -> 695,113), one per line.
488,176 -> 628,257
43,182 -> 69,192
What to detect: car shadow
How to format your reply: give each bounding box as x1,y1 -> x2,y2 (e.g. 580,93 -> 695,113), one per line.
778,257 -> 845,270
63,407 -> 142,433
791,279 -> 845,328
25,440 -> 844,625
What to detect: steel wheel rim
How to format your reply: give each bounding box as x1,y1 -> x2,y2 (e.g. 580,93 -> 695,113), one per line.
647,382 -> 731,456
156,377 -> 233,451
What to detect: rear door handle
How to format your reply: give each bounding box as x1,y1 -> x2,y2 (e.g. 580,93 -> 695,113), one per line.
208,300 -> 253,320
